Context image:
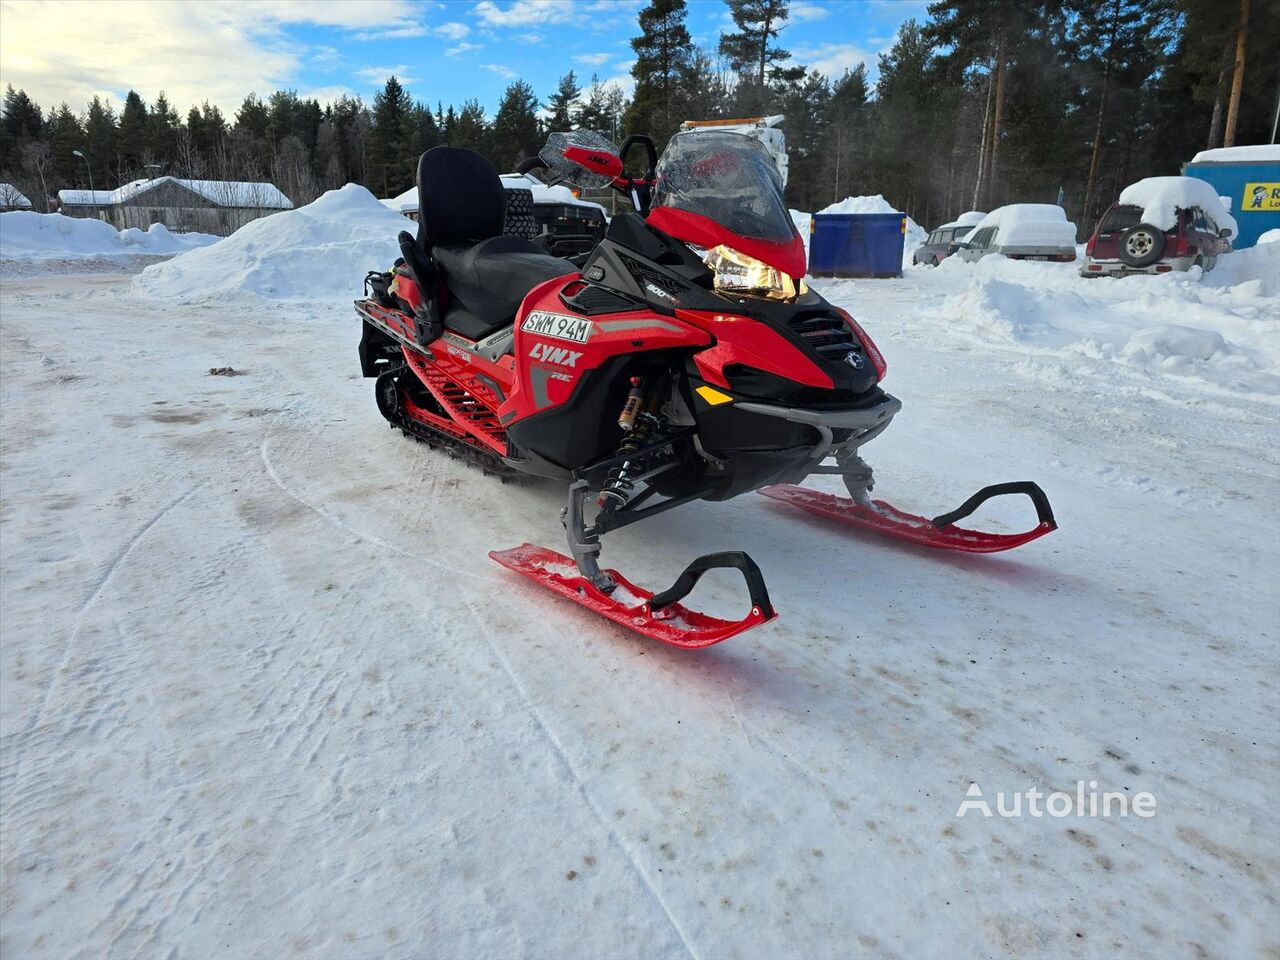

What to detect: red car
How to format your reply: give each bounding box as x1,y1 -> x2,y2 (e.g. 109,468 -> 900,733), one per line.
1082,183 -> 1234,277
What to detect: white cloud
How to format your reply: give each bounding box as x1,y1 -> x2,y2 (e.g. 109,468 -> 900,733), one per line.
602,60 -> 636,98
296,85 -> 359,104
792,42 -> 876,79
0,0 -> 418,113
445,42 -> 482,57
473,0 -> 576,27
482,64 -> 518,80
434,22 -> 470,39
574,53 -> 612,66
788,1 -> 830,22
352,23 -> 429,41
355,65 -> 417,85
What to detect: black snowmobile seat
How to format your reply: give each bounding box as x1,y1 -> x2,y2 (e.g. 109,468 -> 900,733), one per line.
415,146 -> 575,341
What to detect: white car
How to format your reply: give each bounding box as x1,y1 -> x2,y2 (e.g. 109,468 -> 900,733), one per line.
958,204 -> 1077,262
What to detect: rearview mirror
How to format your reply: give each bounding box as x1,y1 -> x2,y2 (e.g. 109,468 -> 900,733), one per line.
1218,227 -> 1233,238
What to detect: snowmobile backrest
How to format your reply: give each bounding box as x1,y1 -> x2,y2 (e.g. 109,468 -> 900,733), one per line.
416,146 -> 507,246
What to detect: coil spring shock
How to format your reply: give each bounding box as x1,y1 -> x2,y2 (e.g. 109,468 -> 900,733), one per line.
598,376 -> 661,512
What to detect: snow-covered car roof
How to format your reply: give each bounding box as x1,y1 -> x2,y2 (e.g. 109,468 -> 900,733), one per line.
382,176 -> 606,215
59,176 -> 292,209
971,204 -> 1076,248
1115,176 -> 1238,236
1189,144 -> 1280,165
935,210 -> 985,231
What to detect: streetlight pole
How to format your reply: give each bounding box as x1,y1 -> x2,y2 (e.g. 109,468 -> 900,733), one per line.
72,149 -> 96,222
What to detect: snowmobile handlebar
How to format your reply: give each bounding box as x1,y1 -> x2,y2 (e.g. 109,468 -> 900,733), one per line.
930,482 -> 1057,531
648,551 -> 775,619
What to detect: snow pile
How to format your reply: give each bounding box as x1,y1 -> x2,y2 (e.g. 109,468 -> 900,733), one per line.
0,211 -> 217,261
789,209 -> 813,267
1191,144 -> 1280,164
1117,176 -> 1238,236
925,243 -> 1279,394
816,195 -> 927,268
1258,228 -> 1280,245
970,204 -> 1077,248
133,184 -> 407,302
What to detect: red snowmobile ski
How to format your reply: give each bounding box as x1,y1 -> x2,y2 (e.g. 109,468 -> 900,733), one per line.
354,129 -> 1057,648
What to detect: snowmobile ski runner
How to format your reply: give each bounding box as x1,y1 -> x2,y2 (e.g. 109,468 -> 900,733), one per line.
354,128 -> 1058,648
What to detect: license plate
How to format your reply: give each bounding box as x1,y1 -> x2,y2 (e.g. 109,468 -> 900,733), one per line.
1026,255 -> 1049,261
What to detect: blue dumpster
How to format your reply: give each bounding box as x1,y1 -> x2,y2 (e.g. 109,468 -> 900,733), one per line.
1182,150 -> 1280,249
809,212 -> 906,278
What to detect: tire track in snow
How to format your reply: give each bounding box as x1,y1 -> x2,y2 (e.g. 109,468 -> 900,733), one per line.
4,483 -> 202,813
260,411 -> 700,959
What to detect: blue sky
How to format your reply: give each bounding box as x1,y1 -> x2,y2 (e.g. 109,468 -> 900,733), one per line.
0,0 -> 930,117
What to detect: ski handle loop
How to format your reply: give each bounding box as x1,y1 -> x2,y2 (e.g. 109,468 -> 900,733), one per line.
931,482 -> 1057,531
648,551 -> 775,619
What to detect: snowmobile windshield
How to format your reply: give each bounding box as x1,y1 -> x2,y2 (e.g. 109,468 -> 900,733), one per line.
652,131 -> 793,243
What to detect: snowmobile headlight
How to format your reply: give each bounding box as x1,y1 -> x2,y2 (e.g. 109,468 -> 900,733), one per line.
704,245 -> 806,301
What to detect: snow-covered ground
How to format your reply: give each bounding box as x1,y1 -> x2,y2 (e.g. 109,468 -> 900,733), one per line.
1,222 -> 1278,957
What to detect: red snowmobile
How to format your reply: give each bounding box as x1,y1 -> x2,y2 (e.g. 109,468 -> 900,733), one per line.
355,129 -> 1057,648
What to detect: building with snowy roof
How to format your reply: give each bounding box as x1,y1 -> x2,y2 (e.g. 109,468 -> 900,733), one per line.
57,176 -> 292,236
0,183 -> 34,211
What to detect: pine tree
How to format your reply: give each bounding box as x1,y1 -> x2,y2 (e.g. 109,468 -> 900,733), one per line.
817,65 -> 869,207
774,70 -> 829,209
117,90 -> 147,175
145,92 -> 180,168
1,85 -> 44,169
233,94 -> 270,142
575,75 -> 610,136
83,96 -> 117,184
718,0 -> 803,114
452,100 -> 490,155
404,101 -> 440,172
47,104 -> 84,185
545,71 -> 580,132
625,0 -> 693,147
490,80 -> 541,171
369,76 -> 412,194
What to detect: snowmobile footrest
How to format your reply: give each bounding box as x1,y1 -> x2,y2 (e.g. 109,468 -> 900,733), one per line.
759,483 -> 1056,554
489,544 -> 776,648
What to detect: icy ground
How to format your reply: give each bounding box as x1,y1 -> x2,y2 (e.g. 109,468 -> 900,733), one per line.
2,256 -> 1278,959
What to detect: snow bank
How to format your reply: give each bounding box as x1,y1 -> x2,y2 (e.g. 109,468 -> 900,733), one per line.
816,195 -> 927,268
132,184 -> 406,302
924,241 -> 1279,395
0,211 -> 217,261
1255,227 -> 1280,245
1191,144 -> 1280,164
970,204 -> 1076,248
1117,176 -> 1238,236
